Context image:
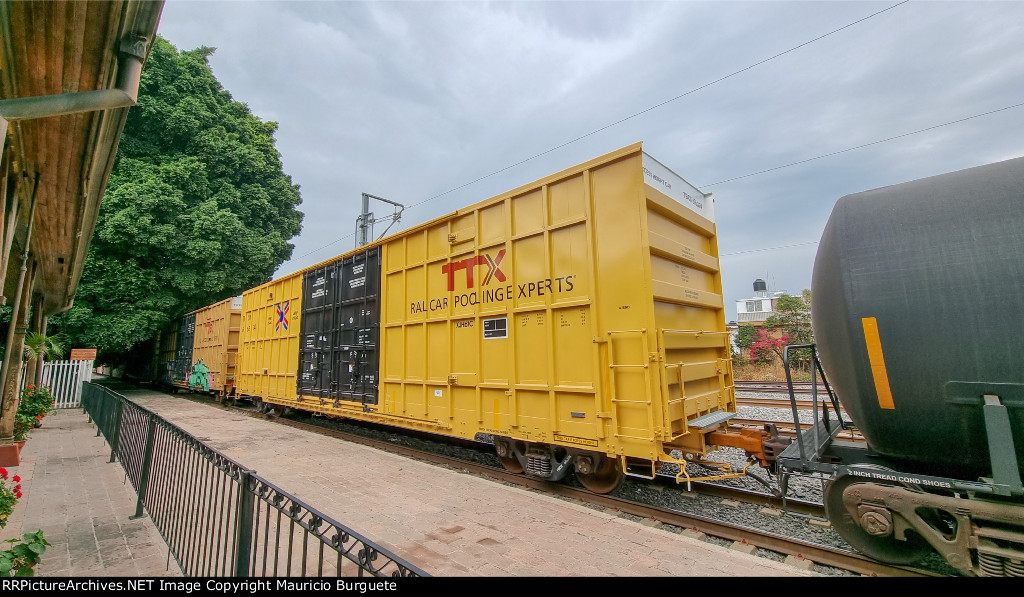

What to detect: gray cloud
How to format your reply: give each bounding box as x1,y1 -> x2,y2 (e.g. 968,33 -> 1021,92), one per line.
156,1 -> 1024,318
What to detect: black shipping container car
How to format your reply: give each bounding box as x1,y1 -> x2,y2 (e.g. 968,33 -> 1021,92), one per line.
298,247 -> 381,405
173,312 -> 196,382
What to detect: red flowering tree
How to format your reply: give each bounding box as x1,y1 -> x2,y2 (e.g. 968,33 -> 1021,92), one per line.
764,290 -> 813,371
749,328 -> 790,366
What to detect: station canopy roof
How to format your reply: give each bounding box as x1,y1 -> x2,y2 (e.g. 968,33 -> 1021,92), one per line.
0,1 -> 164,315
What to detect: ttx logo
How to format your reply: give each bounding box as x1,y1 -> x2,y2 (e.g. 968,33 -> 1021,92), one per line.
442,250 -> 506,291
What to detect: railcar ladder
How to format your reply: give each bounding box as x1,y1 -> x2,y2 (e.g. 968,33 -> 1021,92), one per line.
606,329 -> 657,446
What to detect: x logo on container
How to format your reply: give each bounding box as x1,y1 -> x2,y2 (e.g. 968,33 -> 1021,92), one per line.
276,301 -> 290,332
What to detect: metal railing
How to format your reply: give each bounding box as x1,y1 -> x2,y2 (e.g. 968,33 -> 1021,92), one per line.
81,382 -> 428,577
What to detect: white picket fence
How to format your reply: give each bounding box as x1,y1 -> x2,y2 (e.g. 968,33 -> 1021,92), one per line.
39,359 -> 94,408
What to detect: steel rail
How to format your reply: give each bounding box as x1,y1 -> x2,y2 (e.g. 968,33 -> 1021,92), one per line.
736,380 -> 816,393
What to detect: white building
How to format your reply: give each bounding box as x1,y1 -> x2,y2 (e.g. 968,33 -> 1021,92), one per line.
729,279 -> 788,355
735,279 -> 786,324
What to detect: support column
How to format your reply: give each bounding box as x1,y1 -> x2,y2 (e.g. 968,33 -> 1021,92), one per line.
34,314 -> 48,387
0,173 -> 38,440
23,294 -> 44,386
0,141 -> 13,304
0,263 -> 35,439
0,173 -> 26,305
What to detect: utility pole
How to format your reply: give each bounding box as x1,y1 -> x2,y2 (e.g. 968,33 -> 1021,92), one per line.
356,193 -> 404,247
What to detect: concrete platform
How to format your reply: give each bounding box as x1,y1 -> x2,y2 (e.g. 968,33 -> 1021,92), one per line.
0,408 -> 181,577
101,385 -> 817,577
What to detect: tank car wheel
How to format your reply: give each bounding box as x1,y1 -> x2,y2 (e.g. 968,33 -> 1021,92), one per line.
576,457 -> 624,494
825,474 -> 932,565
271,405 -> 287,418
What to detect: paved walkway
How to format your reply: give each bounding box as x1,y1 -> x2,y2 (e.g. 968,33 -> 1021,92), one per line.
102,385 -> 816,577
0,408 -> 181,576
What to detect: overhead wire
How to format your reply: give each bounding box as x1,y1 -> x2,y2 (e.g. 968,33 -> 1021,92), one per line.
287,1 -> 909,265
713,100 -> 1024,257
703,101 -> 1024,187
721,241 -> 819,257
402,0 -> 910,211
293,98 -> 1024,265
296,97 -> 1024,264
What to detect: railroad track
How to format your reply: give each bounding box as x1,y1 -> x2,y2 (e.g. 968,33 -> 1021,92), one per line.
735,380 -> 821,394
736,396 -> 820,409
148,388 -> 934,577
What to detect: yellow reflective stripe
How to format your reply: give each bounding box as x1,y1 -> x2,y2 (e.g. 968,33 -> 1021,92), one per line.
861,317 -> 895,410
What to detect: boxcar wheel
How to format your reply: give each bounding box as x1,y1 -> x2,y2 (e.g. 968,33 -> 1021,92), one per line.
825,474 -> 933,565
498,454 -> 524,474
577,457 -> 624,494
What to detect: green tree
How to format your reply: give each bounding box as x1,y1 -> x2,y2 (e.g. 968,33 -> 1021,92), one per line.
734,324 -> 758,361
52,37 -> 302,362
764,290 -> 813,369
23,332 -> 64,365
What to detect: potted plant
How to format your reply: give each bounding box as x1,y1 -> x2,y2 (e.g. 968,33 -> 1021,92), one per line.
0,468 -> 22,529
17,386 -> 55,429
11,415 -> 31,451
0,530 -> 49,577
0,470 -> 49,577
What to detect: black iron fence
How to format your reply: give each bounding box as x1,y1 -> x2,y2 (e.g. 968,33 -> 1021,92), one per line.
82,382 -> 428,577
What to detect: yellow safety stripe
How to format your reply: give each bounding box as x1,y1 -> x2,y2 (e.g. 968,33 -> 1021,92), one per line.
861,317 -> 895,410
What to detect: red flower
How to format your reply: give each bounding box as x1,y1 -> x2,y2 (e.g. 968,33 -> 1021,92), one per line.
35,415 -> 43,420
27,384 -> 33,389
0,468 -> 6,480
12,475 -> 20,483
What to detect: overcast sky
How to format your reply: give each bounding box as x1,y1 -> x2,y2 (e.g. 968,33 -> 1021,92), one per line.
155,1 -> 1024,320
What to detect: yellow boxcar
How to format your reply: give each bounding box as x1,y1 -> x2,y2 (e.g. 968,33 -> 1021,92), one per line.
241,143 -> 757,492
189,296 -> 243,397
237,272 -> 303,404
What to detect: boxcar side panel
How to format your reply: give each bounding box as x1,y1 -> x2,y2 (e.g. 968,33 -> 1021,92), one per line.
238,274 -> 302,402
377,148 -> 657,454
191,296 -> 242,394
